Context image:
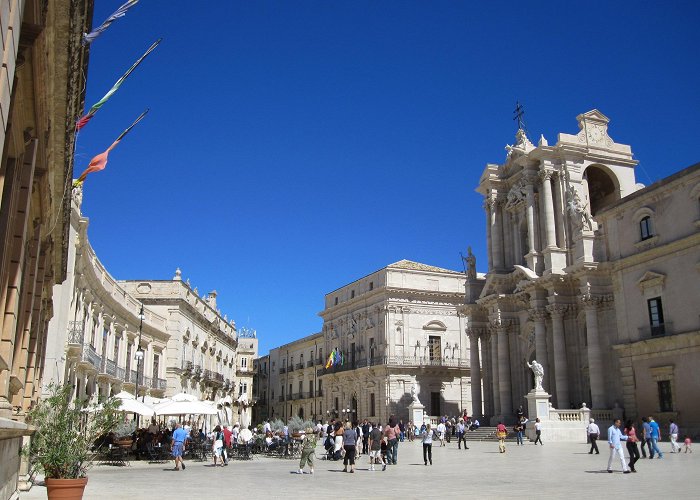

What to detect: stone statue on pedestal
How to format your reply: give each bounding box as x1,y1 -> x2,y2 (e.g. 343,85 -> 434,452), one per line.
410,383 -> 421,404
527,359 -> 545,391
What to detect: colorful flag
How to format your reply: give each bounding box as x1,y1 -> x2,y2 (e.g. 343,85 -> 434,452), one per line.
83,0 -> 140,45
325,351 -> 334,369
73,109 -> 149,186
76,39 -> 161,131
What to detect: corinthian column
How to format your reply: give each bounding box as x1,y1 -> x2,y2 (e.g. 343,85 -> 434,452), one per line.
540,170 -> 556,249
489,331 -> 500,417
491,313 -> 512,418
580,293 -> 606,408
488,196 -> 504,271
547,304 -> 570,408
467,328 -> 483,417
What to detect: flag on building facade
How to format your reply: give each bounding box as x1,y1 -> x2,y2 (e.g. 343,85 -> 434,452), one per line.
83,0 -> 140,45
76,39 -> 161,131
73,109 -> 149,186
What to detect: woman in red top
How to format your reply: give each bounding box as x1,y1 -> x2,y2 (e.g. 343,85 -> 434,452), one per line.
624,420 -> 640,472
496,422 -> 508,453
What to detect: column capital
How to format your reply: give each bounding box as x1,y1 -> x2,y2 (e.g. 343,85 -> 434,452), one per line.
466,327 -> 487,340
539,169 -> 554,182
529,308 -> 549,322
546,304 -> 569,318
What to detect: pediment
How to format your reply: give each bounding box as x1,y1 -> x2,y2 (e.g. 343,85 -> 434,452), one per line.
636,271 -> 666,291
577,109 -> 610,126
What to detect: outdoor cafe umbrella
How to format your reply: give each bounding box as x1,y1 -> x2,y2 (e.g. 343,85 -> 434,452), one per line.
112,390 -> 155,417
154,398 -> 217,416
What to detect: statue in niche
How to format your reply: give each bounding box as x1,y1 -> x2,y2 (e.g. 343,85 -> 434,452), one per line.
527,359 -> 545,392
566,186 -> 592,231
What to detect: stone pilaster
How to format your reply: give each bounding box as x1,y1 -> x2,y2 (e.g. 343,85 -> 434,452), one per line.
580,292 -> 607,409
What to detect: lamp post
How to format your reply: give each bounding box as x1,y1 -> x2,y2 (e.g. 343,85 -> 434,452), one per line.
134,304 -> 145,406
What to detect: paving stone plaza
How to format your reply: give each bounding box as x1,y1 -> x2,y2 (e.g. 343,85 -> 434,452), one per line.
19,439 -> 698,500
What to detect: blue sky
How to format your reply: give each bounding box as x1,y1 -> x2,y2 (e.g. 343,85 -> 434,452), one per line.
77,1 -> 700,355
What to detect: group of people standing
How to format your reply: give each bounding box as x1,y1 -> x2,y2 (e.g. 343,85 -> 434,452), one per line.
588,415 -> 693,474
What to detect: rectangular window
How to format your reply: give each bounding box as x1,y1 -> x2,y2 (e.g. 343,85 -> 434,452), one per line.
369,282 -> 374,291
309,380 -> 313,396
152,353 -> 160,379
334,397 -> 339,412
640,216 -> 653,240
658,380 -> 672,412
351,290 -> 355,298
239,382 -> 247,396
241,357 -> 248,369
334,297 -> 338,305
298,380 -> 303,394
647,297 -> 665,336
126,343 -> 132,375
428,335 -> 441,361
289,383 -> 292,397
318,379 -> 322,393
281,384 -> 285,399
113,335 -> 120,362
370,393 -> 376,416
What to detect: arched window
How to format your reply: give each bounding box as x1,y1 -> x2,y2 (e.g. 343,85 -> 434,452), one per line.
640,215 -> 653,240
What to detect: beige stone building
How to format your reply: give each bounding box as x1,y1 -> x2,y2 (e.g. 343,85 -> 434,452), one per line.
43,190 -> 257,419
259,260 -> 472,425
0,1 -> 93,498
461,110 -> 700,436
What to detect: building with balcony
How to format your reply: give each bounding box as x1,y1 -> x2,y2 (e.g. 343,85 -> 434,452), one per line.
0,1 -> 93,498
267,332 -> 324,422
259,260 -> 471,425
43,190 -> 256,414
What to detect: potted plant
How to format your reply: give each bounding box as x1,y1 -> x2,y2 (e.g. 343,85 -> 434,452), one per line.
25,383 -> 120,500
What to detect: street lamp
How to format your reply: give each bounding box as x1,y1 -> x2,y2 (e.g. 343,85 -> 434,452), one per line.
134,304 -> 145,405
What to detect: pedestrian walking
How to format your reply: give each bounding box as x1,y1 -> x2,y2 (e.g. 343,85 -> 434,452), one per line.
368,423 -> 386,471
342,422 -> 357,473
624,420 -> 640,473
496,422 -> 507,453
669,419 -> 680,453
648,416 -> 663,459
586,418 -> 600,454
212,425 -> 225,467
683,436 -> 692,453
639,417 -> 651,458
456,418 -> 469,449
641,417 -> 652,458
383,417 -> 400,465
171,423 -> 187,471
533,418 -> 543,445
607,419 -> 630,473
421,423 -> 433,465
361,419 -> 370,455
437,420 -> 446,447
297,427 -> 317,475
515,416 -> 527,446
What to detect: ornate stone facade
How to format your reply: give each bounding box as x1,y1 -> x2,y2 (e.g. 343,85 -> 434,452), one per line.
43,190 -> 257,414
462,110 -> 700,436
259,260 -> 471,424
0,1 -> 93,498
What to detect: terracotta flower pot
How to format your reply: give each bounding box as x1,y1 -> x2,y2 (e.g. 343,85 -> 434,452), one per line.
45,477 -> 88,500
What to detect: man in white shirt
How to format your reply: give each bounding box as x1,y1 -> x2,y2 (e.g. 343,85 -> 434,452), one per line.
669,420 -> 680,453
436,421 -> 446,447
263,420 -> 271,434
587,418 -> 600,454
607,419 -> 630,473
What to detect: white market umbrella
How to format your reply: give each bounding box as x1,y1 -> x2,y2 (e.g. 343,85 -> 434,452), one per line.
170,392 -> 198,402
113,390 -> 136,399
116,397 -> 155,417
154,399 -> 217,416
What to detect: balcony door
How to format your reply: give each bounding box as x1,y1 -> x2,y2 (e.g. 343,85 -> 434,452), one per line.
428,336 -> 441,362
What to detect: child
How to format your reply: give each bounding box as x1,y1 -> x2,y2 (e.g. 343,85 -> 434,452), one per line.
298,427 -> 317,474
684,436 -> 692,453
